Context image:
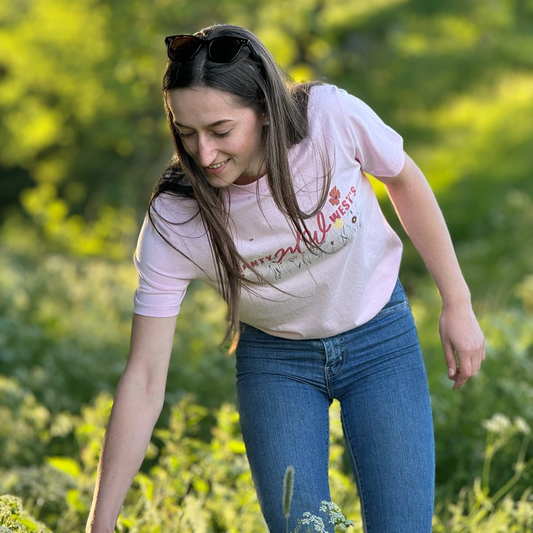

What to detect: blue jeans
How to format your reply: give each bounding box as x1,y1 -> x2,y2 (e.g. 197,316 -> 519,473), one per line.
236,280 -> 434,533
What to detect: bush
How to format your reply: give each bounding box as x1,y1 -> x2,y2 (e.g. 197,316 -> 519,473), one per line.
408,275 -> 533,501
0,241 -> 234,414
0,495 -> 50,533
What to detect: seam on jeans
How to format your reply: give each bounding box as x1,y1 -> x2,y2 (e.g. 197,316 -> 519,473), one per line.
341,409 -> 369,533
321,340 -> 333,398
323,339 -> 344,394
327,336 -> 345,380
374,299 -> 409,318
324,406 -> 331,508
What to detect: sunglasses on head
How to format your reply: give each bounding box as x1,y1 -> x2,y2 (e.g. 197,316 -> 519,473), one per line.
165,34 -> 253,64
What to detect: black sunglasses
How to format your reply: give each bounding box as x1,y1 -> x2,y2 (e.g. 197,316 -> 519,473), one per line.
165,35 -> 253,64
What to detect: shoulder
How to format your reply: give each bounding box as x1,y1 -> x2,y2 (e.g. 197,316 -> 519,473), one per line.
308,83 -> 343,114
309,84 -> 400,142
139,193 -> 205,254
135,196 -> 201,278
307,84 -> 366,135
309,84 -> 379,124
308,84 -> 358,110
307,84 -> 404,176
150,192 -> 199,228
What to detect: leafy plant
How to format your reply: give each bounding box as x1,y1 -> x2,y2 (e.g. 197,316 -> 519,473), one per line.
283,465 -> 354,533
0,496 -> 50,533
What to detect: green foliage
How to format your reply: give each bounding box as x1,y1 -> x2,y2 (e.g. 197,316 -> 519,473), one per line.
0,239 -> 233,413
2,0 -> 533,262
433,486 -> 533,532
1,386 -> 532,532
1,0 -> 533,532
0,496 -> 50,533
0,376 -> 51,467
0,376 -> 79,530
282,461 -> 354,532
118,398 -> 265,532
432,414 -> 533,532
406,266 -> 533,501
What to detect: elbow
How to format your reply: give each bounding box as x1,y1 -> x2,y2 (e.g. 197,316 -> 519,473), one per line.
145,386 -> 166,417
117,368 -> 166,417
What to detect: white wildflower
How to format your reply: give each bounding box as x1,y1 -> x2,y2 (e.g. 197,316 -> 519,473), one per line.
482,413 -> 512,434
319,501 -> 354,527
514,416 -> 531,435
299,512 -> 327,532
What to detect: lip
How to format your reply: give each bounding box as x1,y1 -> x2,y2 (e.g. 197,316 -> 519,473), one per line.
205,159 -> 230,175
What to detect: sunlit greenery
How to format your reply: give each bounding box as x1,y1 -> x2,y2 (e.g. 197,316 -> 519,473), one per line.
1,0 -> 532,531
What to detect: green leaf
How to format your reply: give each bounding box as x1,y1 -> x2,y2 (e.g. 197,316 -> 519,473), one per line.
45,456 -> 81,477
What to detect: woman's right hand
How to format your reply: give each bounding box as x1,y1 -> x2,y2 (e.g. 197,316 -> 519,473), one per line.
86,314 -> 178,533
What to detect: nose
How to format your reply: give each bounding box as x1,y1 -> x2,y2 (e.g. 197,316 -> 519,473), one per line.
196,135 -> 218,167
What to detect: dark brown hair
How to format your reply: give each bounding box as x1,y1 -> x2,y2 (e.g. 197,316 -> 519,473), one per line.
150,24 -> 330,341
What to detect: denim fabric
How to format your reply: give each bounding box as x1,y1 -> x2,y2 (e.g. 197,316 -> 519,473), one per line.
236,280 -> 435,533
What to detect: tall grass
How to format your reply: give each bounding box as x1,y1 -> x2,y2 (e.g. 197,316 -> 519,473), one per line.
1,387 -> 532,532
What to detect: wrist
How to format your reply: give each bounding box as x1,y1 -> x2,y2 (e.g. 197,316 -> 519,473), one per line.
439,284 -> 472,310
86,520 -> 116,533
86,508 -> 118,533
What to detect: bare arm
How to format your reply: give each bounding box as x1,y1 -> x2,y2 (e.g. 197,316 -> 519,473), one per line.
376,153 -> 485,389
86,313 -> 177,533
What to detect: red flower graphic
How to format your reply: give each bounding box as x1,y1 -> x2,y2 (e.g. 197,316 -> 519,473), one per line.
328,186 -> 341,206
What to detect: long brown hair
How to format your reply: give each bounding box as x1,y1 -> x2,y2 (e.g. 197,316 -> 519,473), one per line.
150,24 -> 331,341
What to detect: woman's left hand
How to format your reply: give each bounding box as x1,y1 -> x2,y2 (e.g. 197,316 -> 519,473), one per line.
381,154 -> 486,389
439,304 -> 486,390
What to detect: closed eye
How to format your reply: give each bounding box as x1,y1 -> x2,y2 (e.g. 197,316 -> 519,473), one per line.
177,129 -> 195,138
177,130 -> 230,139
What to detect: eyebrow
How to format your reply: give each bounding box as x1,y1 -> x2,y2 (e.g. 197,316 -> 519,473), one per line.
174,119 -> 235,129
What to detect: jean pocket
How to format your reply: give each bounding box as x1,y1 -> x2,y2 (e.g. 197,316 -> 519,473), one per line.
373,279 -> 410,319
373,299 -> 409,319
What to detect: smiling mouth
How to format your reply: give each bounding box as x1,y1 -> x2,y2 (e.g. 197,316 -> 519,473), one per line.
207,159 -> 230,169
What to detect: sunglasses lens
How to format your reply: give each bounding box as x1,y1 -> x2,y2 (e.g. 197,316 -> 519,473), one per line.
165,35 -> 251,64
168,36 -> 202,62
209,37 -> 246,63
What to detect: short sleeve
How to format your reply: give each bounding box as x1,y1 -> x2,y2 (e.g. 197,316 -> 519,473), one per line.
133,208 -> 197,318
334,87 -> 405,178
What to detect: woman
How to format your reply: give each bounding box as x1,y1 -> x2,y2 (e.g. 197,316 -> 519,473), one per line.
86,24 -> 485,533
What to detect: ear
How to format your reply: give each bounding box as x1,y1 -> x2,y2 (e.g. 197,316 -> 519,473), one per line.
262,113 -> 270,126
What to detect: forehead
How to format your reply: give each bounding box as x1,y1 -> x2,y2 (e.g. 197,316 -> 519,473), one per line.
167,87 -> 252,127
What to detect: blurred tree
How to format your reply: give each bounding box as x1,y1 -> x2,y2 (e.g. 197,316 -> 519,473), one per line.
1,0 -> 532,269
1,0 -> 533,514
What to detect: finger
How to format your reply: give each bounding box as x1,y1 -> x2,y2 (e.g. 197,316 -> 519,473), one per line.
453,368 -> 469,389
476,338 -> 486,371
453,354 -> 473,389
443,341 -> 457,380
474,355 -> 481,374
471,351 -> 481,374
477,348 -> 485,372
451,368 -> 462,389
473,343 -> 486,374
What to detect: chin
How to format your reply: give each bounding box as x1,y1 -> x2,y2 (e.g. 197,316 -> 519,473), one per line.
206,175 -> 235,188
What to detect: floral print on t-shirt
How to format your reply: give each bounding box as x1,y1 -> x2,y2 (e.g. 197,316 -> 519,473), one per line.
240,184 -> 361,282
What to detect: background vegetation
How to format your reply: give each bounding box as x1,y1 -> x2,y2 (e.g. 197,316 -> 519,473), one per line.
1,0 -> 532,530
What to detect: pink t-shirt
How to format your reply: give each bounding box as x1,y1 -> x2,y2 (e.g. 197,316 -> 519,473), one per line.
133,84 -> 405,339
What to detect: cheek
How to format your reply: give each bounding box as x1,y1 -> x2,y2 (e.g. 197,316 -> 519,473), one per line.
244,126 -> 265,153
181,139 -> 197,156
227,137 -> 254,157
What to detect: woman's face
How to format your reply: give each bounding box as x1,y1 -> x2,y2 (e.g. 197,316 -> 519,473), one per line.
167,86 -> 267,188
